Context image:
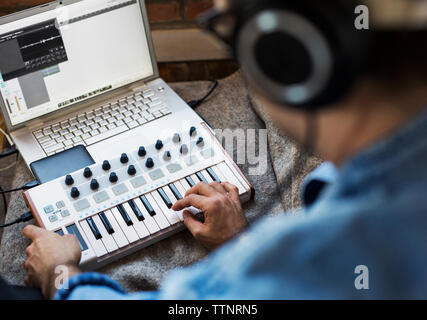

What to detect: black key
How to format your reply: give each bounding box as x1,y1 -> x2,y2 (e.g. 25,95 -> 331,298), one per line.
87,217 -> 102,240
117,204 -> 133,226
129,199 -> 144,221
206,167 -> 221,182
185,176 -> 196,187
99,212 -> 114,234
140,195 -> 156,216
196,171 -> 208,183
169,183 -> 183,200
158,188 -> 173,208
55,229 -> 64,236
66,224 -> 88,251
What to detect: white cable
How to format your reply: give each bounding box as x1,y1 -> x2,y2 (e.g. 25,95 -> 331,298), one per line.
0,127 -> 14,147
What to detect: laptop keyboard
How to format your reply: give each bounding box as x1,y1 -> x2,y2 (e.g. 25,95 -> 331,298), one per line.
33,89 -> 171,156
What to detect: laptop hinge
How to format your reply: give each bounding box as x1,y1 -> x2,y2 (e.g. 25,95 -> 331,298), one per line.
129,80 -> 148,92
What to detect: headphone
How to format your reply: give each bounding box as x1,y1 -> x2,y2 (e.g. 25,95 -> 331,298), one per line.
201,0 -> 373,111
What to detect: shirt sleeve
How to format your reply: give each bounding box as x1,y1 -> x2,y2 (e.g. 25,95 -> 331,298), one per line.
54,272 -> 159,300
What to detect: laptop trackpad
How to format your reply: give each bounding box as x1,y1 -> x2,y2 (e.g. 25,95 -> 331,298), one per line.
30,145 -> 95,184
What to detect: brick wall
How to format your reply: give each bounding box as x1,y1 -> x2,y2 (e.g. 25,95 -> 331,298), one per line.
0,0 -> 213,28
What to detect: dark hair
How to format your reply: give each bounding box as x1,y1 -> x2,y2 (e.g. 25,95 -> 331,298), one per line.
366,30 -> 427,86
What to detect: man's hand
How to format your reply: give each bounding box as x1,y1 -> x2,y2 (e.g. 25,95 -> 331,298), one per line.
23,225 -> 82,299
172,182 -> 248,250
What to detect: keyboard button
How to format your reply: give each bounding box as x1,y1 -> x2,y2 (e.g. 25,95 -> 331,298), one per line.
66,224 -> 88,251
201,169 -> 214,183
128,199 -> 144,221
104,209 -> 130,247
110,207 -> 139,243
185,176 -> 196,188
157,188 -> 172,208
117,204 -> 133,226
133,198 -> 161,234
99,212 -> 114,234
141,194 -> 169,229
92,215 -> 118,253
206,167 -> 221,182
84,125 -> 128,146
168,183 -> 183,200
87,217 -> 102,240
140,195 -> 155,216
151,191 -> 180,225
196,171 -> 208,183
122,202 -> 150,239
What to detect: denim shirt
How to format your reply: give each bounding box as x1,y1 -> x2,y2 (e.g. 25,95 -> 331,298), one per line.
55,110 -> 427,300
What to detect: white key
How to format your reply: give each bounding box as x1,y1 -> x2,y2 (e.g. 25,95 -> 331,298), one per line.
80,220 -> 107,257
92,215 -> 118,253
215,162 -> 245,194
175,181 -> 202,217
84,125 -> 128,146
122,202 -> 150,239
179,179 -> 191,192
134,198 -> 161,234
144,194 -> 170,229
104,210 -> 129,248
111,207 -> 139,243
201,170 -> 214,183
151,191 -> 180,225
210,166 -> 227,182
190,174 -> 200,186
162,186 -> 184,221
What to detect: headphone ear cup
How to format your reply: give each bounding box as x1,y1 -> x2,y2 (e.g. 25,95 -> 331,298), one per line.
234,0 -> 371,110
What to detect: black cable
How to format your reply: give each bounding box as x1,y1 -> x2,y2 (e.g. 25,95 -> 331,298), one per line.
0,180 -> 40,194
0,211 -> 33,228
187,80 -> 219,109
0,186 -> 7,216
0,146 -> 18,159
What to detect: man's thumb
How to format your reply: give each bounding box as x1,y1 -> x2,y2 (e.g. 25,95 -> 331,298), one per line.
183,211 -> 204,238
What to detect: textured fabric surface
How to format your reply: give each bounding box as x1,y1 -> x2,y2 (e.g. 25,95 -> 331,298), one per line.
0,72 -> 319,291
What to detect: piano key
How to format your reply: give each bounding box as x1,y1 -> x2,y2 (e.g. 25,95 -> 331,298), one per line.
111,207 -> 139,243
196,171 -> 208,183
175,180 -> 202,219
201,169 -> 214,183
87,217 -> 102,240
168,183 -> 183,200
140,195 -> 156,217
80,220 -> 107,257
66,224 -> 88,251
190,174 -> 199,186
104,209 -> 129,248
133,197 -> 161,234
99,212 -> 114,234
55,229 -> 64,236
215,162 -> 245,194
128,199 -> 144,221
122,202 -> 150,239
117,204 -> 133,226
179,178 -> 191,192
144,193 -> 170,229
206,167 -> 221,182
162,186 -> 184,221
151,191 -> 180,225
157,188 -> 173,208
210,164 -> 227,182
92,215 -> 119,253
185,176 -> 196,188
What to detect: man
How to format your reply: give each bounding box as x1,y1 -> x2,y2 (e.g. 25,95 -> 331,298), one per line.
23,0 -> 427,299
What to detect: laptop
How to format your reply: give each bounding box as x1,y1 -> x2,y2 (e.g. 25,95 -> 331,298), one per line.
0,0 -> 206,167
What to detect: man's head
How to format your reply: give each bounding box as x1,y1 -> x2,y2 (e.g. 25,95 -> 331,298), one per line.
208,0 -> 427,165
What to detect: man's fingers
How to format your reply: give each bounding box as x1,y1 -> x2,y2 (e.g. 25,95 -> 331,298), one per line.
185,182 -> 218,197
172,194 -> 208,211
183,211 -> 205,239
23,225 -> 47,241
222,182 -> 240,202
209,182 -> 227,194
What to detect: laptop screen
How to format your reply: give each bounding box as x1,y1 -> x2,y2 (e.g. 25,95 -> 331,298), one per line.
0,0 -> 154,127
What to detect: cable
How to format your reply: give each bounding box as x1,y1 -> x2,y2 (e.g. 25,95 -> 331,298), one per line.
0,180 -> 40,194
187,80 -> 219,109
0,211 -> 33,228
0,145 -> 18,159
0,127 -> 14,147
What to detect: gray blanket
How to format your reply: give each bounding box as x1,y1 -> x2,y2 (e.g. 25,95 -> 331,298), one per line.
0,72 -> 320,291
